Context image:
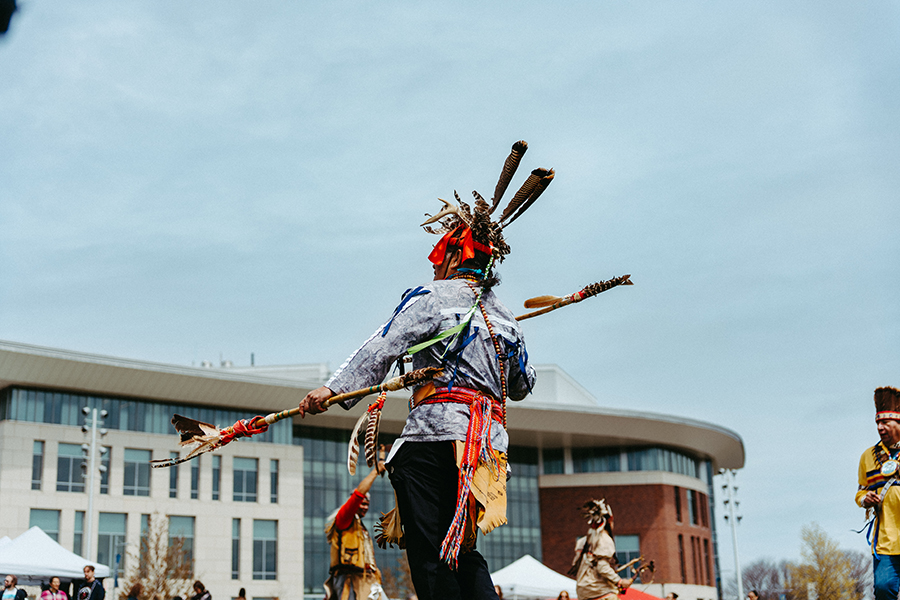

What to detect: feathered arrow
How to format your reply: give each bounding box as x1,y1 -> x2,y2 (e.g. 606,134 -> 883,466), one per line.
516,274 -> 633,321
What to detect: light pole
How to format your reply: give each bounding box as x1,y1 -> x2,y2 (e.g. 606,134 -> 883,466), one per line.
721,468 -> 743,600
81,406 -> 108,561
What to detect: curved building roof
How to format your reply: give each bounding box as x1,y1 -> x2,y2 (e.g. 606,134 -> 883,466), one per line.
0,340 -> 744,470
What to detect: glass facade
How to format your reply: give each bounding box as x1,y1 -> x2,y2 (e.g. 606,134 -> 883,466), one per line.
0,386 -> 291,444
572,447 -> 621,473
542,444 -> 703,478
293,425 -> 542,594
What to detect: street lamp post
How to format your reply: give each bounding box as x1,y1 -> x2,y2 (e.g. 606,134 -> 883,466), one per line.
721,468 -> 743,600
81,407 -> 108,561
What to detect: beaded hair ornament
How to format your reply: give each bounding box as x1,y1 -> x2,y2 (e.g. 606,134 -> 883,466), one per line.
422,140 -> 554,267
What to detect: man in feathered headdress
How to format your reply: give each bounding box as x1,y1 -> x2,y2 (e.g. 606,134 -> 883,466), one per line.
570,499 -> 632,600
857,386 -> 900,600
298,141 -> 551,600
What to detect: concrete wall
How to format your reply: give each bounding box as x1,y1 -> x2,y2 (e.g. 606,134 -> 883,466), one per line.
0,420 -> 303,600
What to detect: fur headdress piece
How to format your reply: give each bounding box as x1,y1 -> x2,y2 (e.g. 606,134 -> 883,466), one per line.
875,387 -> 900,421
581,498 -> 613,525
422,140 -> 554,266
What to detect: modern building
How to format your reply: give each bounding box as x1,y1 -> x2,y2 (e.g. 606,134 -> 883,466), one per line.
0,340 -> 743,600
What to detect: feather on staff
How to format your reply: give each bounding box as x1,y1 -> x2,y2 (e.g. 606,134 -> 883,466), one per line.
151,367 -> 442,468
516,275 -> 633,321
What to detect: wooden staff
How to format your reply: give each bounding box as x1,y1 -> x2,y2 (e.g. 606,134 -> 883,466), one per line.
151,367 -> 441,468
516,274 -> 633,321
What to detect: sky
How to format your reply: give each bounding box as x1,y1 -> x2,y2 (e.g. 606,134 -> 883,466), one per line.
1,0 -> 898,589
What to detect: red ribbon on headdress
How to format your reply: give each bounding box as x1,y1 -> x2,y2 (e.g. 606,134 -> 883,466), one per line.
427,225 -> 492,265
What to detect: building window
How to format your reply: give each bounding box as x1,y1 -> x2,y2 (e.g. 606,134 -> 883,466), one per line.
700,492 -> 709,527
234,458 -> 258,502
191,457 -> 200,500
703,538 -> 712,585
29,509 -> 60,541
678,534 -> 686,583
688,489 -> 699,525
615,535 -> 640,574
542,448 -> 564,474
674,486 -> 682,522
56,443 -> 85,492
626,447 -> 699,477
32,441 -> 44,490
270,459 -> 279,504
212,455 -> 221,501
100,446 -> 111,494
74,511 -> 84,556
169,453 -> 179,498
232,518 -> 240,580
98,512 -> 127,575
572,447 -> 621,473
252,520 -> 277,580
124,449 -> 151,496
0,387 -> 292,444
169,516 -> 195,575
691,536 -> 699,583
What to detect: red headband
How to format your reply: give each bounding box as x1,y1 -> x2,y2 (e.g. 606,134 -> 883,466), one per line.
877,411 -> 900,421
427,225 -> 492,265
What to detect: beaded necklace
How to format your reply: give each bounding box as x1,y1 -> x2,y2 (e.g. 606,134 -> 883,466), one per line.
465,281 -> 508,428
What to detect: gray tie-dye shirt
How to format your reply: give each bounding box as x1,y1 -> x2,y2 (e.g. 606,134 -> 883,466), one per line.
325,279 -> 535,453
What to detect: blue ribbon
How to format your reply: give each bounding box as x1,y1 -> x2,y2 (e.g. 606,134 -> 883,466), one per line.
382,286 -> 430,337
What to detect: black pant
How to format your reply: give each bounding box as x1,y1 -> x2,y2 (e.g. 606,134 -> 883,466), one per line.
389,441 -> 499,600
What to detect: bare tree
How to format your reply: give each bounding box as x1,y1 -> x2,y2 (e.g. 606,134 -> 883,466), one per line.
119,514 -> 194,600
844,549 -> 873,600
742,558 -> 784,600
380,554 -> 414,599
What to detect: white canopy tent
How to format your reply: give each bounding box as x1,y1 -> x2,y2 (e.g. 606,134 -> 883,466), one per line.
491,554 -> 577,600
0,527 -> 110,585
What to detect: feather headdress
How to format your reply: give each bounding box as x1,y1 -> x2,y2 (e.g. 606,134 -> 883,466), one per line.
581,498 -> 613,525
422,140 -> 553,264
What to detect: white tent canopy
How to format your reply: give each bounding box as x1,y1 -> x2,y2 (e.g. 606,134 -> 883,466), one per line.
0,527 -> 110,585
491,554 -> 576,600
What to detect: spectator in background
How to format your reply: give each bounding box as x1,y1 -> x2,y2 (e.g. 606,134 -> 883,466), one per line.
557,591 -> 570,600
77,566 -> 104,600
747,592 -> 759,600
3,575 -> 27,600
235,589 -> 245,600
41,576 -> 68,600
125,583 -> 142,600
664,593 -> 678,600
190,582 -> 210,600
